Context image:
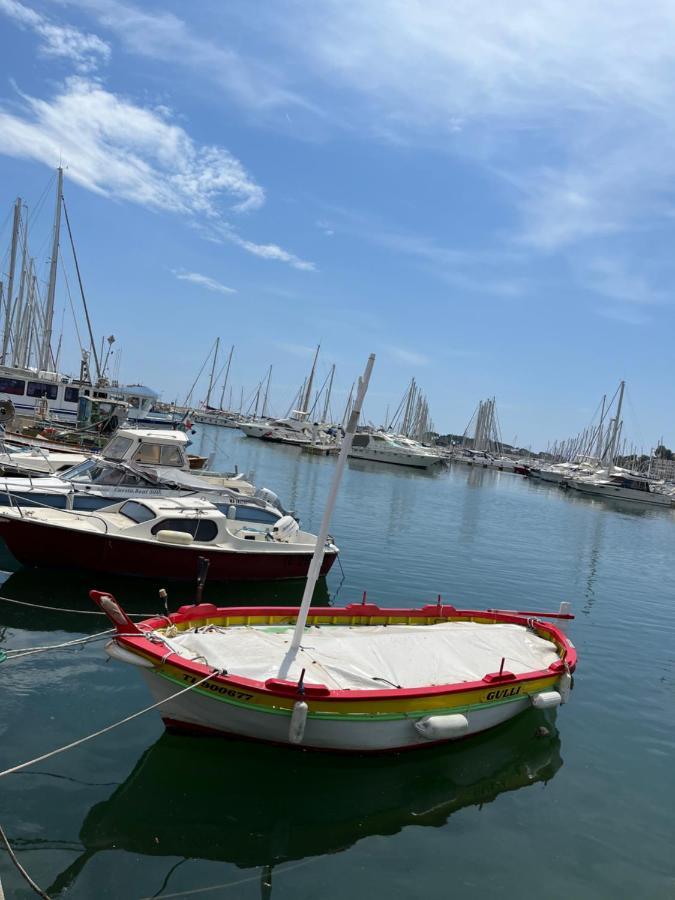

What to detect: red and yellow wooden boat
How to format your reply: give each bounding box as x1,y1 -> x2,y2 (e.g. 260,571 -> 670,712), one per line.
94,591 -> 576,753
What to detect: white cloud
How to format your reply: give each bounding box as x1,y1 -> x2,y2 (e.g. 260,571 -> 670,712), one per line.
387,346 -> 430,367
0,77 -> 264,214
581,258 -> 666,307
227,233 -> 316,272
269,2 -> 675,248
275,342 -> 317,358
320,209 -> 525,295
0,77 -> 315,269
172,270 -> 236,295
0,0 -> 110,72
60,0 -> 314,114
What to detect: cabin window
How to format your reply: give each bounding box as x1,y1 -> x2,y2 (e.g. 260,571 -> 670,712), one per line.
27,381 -> 58,400
351,434 -> 370,448
0,377 -> 25,395
119,500 -> 156,524
231,506 -> 279,524
151,518 -> 218,541
133,443 -> 162,465
64,387 -> 80,403
160,445 -> 183,467
103,435 -> 133,461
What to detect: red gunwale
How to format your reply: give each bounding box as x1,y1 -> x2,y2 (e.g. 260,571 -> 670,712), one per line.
93,594 -> 576,704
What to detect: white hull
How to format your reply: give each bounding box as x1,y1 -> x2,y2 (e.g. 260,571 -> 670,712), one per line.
349,447 -> 439,469
572,480 -> 673,506
143,669 -> 532,751
536,469 -> 567,484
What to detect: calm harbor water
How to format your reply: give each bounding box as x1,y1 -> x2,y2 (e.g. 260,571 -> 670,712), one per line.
0,426 -> 673,898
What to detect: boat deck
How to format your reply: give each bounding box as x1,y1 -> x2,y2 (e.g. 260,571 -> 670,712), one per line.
160,621 -> 559,690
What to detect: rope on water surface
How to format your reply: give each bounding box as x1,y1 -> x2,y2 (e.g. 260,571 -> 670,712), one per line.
0,594 -> 158,618
0,669 -> 222,780
2,629 -> 115,660
0,823 -> 51,899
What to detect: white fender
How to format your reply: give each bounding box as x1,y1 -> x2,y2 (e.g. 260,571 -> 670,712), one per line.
289,700 -> 308,744
414,713 -> 469,741
156,530 -> 193,545
531,690 -> 562,709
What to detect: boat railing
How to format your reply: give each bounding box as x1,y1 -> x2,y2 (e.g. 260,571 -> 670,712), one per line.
3,488 -> 109,532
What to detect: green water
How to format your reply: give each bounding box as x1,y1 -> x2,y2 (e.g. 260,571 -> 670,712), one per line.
0,427 -> 673,898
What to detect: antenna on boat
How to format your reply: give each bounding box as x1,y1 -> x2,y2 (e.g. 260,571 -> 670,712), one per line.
284,353 -> 375,662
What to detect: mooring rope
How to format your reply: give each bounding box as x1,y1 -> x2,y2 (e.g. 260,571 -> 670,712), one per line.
0,669 -> 221,780
1,629 -> 115,660
0,594 -> 159,618
0,823 -> 51,899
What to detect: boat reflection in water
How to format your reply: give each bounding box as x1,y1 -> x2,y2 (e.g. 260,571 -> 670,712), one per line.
49,709 -> 562,897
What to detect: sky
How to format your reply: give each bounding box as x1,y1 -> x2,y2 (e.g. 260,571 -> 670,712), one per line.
1,0 -> 675,449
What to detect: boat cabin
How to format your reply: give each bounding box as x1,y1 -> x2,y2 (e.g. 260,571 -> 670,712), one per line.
101,429 -> 189,469
102,497 -> 302,545
608,474 -> 655,493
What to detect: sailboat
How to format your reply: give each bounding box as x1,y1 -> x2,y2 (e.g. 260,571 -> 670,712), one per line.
94,354 -> 576,752
570,382 -> 674,506
239,345 -> 336,446
0,169 -> 171,429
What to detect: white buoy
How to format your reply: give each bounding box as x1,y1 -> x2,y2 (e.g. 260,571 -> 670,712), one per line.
289,700 -> 308,744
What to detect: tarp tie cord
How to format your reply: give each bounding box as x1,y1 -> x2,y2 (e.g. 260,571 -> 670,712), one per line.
0,669 -> 223,781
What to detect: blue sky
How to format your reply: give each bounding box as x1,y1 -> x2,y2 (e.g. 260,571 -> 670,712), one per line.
0,0 -> 674,449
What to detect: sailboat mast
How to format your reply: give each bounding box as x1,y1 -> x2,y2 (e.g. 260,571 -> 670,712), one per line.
40,167 -> 63,372
607,380 -> 625,475
205,337 -> 220,408
323,363 -> 335,423
12,210 -> 29,367
302,344 -> 320,414
218,344 -> 234,410
288,353 -> 375,656
262,365 -> 273,418
2,198 -> 21,364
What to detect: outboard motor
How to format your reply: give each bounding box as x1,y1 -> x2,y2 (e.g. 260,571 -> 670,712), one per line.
270,515 -> 300,543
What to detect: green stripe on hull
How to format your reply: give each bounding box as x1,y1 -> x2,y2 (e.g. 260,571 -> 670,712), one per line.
155,669 -> 546,722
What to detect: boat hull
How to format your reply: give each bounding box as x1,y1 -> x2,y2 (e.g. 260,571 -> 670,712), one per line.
94,597 -> 575,754
143,668 -> 540,752
0,516 -> 336,581
348,449 -> 439,469
572,480 -> 672,506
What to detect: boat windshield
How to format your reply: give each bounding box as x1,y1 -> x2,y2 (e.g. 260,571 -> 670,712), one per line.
102,435 -> 133,461
61,459 -> 98,481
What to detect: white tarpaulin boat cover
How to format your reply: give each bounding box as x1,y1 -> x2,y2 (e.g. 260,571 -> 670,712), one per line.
161,621 -> 559,690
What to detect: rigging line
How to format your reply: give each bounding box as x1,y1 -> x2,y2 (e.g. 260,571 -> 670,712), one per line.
0,669 -> 221,781
26,171 -> 56,230
61,198 -> 101,380
183,339 -> 218,408
60,250 -> 84,354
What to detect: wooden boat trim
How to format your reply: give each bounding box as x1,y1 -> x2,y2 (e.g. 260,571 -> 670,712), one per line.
93,593 -> 576,712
